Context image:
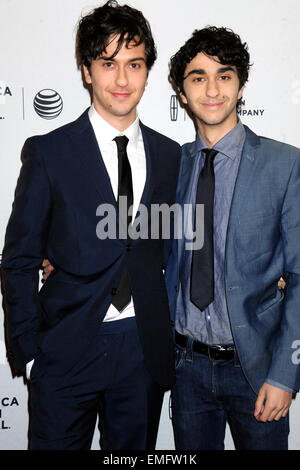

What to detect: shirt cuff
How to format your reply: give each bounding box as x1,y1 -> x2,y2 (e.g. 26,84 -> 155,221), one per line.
265,378 -> 296,394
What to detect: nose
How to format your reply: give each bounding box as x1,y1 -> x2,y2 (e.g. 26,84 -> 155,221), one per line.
206,77 -> 219,98
115,66 -> 128,87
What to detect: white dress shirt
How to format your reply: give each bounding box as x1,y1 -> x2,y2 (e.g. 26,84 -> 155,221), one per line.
26,106 -> 147,379
88,105 -> 147,321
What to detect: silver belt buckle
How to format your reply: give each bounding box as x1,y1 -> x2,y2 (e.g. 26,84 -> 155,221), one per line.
208,344 -> 224,362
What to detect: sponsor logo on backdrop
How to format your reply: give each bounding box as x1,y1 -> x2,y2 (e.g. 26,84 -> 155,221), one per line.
238,99 -> 265,117
33,89 -> 63,119
0,397 -> 19,430
0,81 -> 12,104
0,80 -> 12,120
170,95 -> 178,121
169,94 -> 187,122
170,95 -> 266,121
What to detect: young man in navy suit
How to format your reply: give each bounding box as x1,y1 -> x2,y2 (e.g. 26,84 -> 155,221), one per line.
1,1 -> 180,450
166,26 -> 300,449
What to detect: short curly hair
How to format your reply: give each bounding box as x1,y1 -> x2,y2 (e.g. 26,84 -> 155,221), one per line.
77,0 -> 157,71
169,26 -> 251,94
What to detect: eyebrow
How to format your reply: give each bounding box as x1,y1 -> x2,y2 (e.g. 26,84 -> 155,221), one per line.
99,56 -> 146,63
183,66 -> 236,80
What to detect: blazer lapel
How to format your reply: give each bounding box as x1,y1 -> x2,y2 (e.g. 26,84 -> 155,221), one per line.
177,142 -> 199,267
68,109 -> 117,207
139,122 -> 154,208
227,126 -> 260,225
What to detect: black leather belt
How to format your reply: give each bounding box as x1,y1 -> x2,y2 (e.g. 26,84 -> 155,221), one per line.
175,331 -> 235,362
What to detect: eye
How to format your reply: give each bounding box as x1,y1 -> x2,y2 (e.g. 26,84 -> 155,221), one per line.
103,62 -> 114,69
219,75 -> 231,80
192,76 -> 204,83
129,62 -> 141,70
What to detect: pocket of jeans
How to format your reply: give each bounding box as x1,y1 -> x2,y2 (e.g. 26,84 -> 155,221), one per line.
174,346 -> 185,370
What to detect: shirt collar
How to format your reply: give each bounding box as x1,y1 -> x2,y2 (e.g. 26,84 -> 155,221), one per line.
88,104 -> 140,148
193,119 -> 246,160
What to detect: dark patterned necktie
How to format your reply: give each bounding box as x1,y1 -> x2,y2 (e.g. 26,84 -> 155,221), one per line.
190,148 -> 218,311
112,135 -> 132,312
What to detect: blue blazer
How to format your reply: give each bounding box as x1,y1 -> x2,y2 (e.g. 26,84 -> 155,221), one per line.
166,125 -> 300,393
1,109 -> 181,388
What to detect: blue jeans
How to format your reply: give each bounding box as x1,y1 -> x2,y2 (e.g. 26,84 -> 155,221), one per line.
171,338 -> 289,450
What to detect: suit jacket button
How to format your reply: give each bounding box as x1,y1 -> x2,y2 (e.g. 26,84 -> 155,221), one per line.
126,244 -> 131,252
110,288 -> 117,295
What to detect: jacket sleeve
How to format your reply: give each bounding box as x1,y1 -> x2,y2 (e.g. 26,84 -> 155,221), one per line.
1,137 -> 52,374
267,150 -> 300,391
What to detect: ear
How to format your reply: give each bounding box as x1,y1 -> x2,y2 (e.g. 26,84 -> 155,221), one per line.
180,90 -> 188,105
83,65 -> 92,85
238,84 -> 245,100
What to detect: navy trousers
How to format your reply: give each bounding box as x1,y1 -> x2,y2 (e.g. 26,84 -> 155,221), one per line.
29,317 -> 164,450
171,337 -> 289,450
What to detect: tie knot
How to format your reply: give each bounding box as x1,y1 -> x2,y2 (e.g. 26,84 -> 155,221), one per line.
114,135 -> 129,153
202,148 -> 218,162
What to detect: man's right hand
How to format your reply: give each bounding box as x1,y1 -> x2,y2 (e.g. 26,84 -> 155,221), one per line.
42,259 -> 54,281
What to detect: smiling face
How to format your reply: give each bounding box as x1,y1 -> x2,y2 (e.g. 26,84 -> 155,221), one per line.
180,52 -> 244,140
83,35 -> 148,131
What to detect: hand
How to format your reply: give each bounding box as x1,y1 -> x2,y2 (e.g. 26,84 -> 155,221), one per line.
254,382 -> 292,422
42,259 -> 54,281
278,278 -> 286,290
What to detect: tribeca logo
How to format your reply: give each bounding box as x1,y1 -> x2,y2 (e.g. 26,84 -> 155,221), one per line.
0,397 -> 19,431
33,89 -> 63,120
238,99 -> 265,117
0,81 -> 12,105
96,198 -> 205,251
0,81 -> 12,119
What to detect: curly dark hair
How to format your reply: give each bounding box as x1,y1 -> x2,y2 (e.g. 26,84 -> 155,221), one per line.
77,0 -> 157,70
169,26 -> 251,94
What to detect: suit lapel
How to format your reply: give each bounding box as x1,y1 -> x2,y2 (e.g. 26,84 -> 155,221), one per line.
70,114 -> 157,209
177,142 -> 199,266
68,109 -> 117,207
178,142 -> 199,205
227,126 -> 260,226
139,122 -> 155,209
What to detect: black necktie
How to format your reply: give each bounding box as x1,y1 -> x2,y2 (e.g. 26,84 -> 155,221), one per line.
112,135 -> 133,312
190,148 -> 218,311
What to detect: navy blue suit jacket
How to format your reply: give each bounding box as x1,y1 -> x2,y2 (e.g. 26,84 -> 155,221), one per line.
1,109 -> 181,388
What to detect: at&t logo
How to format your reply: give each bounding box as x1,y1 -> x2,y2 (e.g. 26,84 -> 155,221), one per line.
33,89 -> 63,119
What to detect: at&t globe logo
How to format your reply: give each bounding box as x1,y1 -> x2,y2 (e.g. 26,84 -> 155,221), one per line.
33,89 -> 63,119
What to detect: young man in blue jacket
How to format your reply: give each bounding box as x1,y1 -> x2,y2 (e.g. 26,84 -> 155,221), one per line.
166,26 -> 300,450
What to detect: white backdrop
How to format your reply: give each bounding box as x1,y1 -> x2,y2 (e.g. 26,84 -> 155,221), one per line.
1,0 -> 300,450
